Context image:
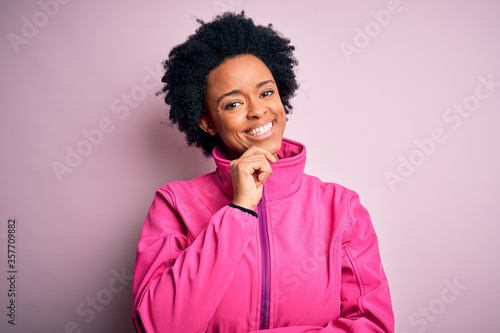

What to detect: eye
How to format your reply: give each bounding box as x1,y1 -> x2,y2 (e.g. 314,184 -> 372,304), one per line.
224,101 -> 242,110
260,89 -> 274,98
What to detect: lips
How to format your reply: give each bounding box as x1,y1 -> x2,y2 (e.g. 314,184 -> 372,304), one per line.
245,122 -> 273,136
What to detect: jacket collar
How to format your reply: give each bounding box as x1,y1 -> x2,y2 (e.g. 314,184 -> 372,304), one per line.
213,138 -> 306,200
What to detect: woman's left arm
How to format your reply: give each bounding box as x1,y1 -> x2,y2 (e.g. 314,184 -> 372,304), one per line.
330,192 -> 394,332
248,192 -> 395,333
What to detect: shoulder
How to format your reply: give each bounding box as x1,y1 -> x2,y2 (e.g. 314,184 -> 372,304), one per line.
154,172 -> 220,204
161,171 -> 217,189
302,174 -> 367,224
302,173 -> 358,202
310,178 -> 374,242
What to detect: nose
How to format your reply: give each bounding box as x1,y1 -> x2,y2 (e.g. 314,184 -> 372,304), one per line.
246,97 -> 267,119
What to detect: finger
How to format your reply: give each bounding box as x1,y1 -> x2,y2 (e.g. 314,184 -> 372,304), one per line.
232,153 -> 273,173
247,159 -> 272,179
240,146 -> 277,163
231,159 -> 271,186
257,170 -> 271,183
255,162 -> 273,184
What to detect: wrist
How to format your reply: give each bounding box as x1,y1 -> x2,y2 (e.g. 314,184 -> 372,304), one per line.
231,200 -> 257,211
229,203 -> 258,218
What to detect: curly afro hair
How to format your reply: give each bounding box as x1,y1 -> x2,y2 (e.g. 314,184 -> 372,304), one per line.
158,11 -> 299,157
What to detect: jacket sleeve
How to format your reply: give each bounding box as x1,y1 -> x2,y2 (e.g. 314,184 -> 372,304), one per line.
248,192 -> 394,333
132,186 -> 258,333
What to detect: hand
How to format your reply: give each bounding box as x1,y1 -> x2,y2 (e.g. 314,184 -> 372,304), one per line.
230,147 -> 277,211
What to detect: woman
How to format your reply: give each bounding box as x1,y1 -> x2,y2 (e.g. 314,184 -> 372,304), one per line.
132,12 -> 394,332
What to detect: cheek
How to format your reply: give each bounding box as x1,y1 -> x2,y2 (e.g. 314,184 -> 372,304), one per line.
271,98 -> 285,112
275,105 -> 286,120
216,115 -> 243,134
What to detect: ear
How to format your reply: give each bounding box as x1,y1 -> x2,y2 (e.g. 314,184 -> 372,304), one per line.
199,114 -> 217,136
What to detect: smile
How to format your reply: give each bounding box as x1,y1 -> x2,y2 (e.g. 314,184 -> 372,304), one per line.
245,122 -> 273,136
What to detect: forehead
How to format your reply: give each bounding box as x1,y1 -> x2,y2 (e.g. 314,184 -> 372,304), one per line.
206,54 -> 274,91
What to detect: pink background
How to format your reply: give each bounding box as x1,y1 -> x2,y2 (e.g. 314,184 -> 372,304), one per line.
1,1 -> 499,332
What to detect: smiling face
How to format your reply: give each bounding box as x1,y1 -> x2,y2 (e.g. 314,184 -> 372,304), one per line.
201,54 -> 286,160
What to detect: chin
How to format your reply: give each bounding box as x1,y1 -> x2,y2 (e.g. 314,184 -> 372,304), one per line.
257,139 -> 282,155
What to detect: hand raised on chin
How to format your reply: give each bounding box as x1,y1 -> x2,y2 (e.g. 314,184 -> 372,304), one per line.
229,146 -> 277,211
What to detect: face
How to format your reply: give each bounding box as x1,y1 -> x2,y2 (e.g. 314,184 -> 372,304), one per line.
201,54 -> 286,160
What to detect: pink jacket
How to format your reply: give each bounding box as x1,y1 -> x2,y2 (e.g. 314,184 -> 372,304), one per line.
132,138 -> 394,332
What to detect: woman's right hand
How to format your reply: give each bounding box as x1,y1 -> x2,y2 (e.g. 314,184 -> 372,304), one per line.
229,146 -> 277,211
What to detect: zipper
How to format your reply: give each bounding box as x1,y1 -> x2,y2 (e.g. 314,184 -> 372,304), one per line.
257,189 -> 271,330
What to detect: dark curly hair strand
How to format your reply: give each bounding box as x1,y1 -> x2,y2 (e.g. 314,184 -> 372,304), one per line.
158,11 -> 299,156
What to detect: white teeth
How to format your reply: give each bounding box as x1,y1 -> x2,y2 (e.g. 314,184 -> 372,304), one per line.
247,122 -> 272,136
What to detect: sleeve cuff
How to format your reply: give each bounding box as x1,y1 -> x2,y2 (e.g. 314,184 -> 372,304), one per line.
229,203 -> 258,218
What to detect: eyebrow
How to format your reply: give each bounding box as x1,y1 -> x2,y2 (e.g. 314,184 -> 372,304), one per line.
216,80 -> 276,104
